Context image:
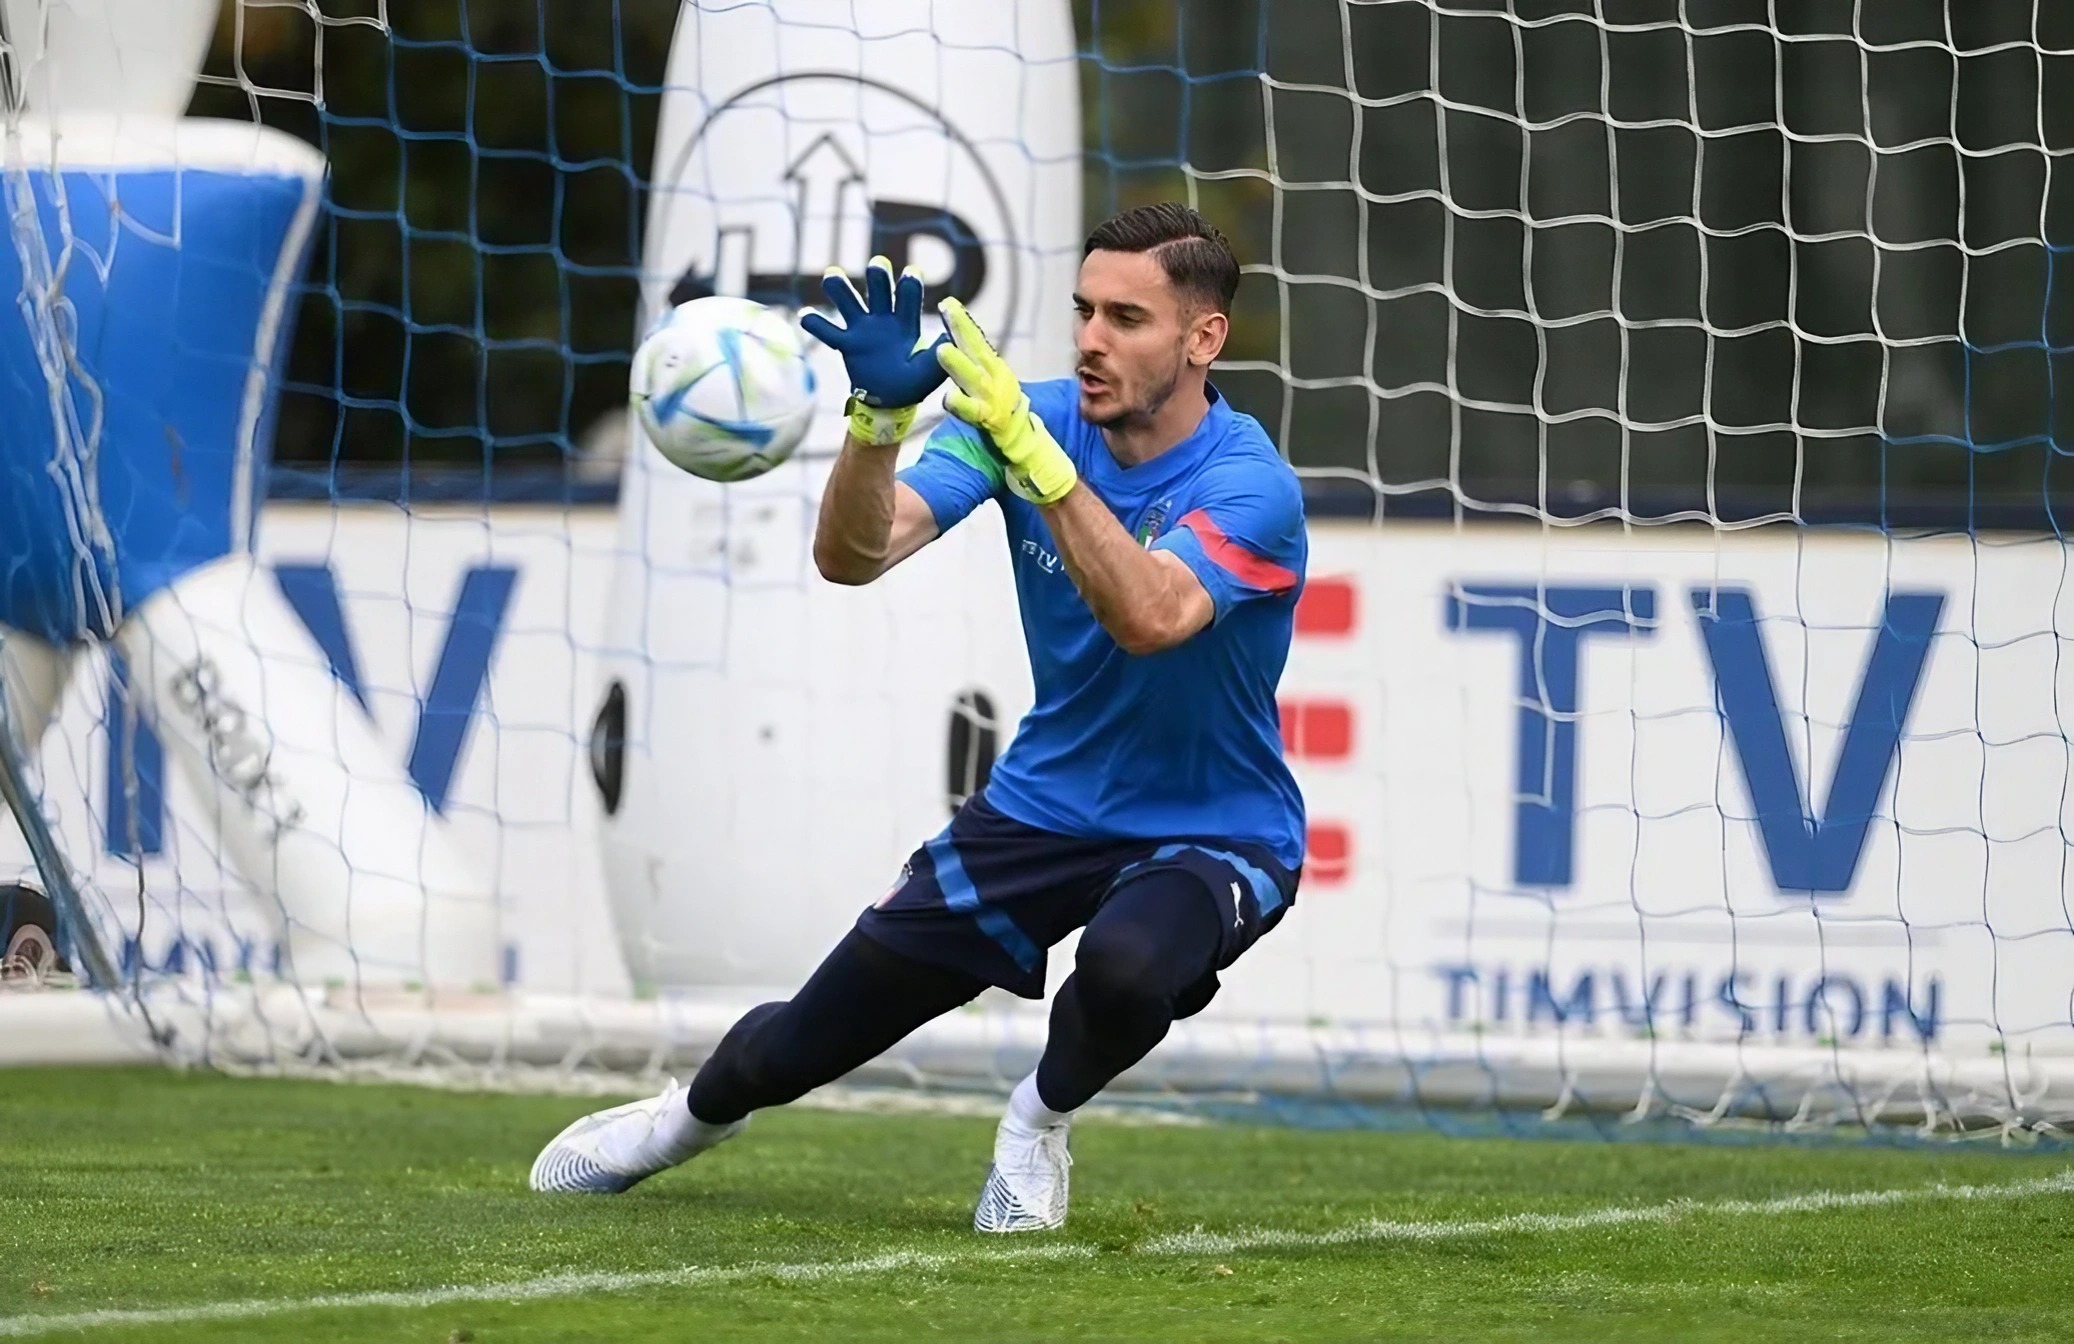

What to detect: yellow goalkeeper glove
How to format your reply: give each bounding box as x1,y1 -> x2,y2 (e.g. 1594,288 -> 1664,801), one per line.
935,298 -> 1078,506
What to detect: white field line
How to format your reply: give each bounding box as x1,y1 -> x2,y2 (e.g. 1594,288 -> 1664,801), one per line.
4,1170 -> 2070,1337
1142,1168 -> 2074,1255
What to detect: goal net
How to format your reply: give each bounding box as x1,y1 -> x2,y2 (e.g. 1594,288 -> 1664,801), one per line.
4,0 -> 2072,1137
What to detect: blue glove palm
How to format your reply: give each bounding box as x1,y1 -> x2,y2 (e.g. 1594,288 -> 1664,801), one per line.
799,256 -> 948,445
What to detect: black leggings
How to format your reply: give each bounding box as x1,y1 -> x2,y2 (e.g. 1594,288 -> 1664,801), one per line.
684,867 -> 1225,1124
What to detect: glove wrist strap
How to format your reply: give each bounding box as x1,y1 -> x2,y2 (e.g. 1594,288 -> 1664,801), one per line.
993,400 -> 1077,507
845,396 -> 917,447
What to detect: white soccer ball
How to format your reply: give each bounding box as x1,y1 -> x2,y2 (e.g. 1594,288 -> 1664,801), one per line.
630,296 -> 816,482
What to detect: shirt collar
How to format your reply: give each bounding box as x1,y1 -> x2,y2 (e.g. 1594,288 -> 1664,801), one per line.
1092,382 -> 1231,491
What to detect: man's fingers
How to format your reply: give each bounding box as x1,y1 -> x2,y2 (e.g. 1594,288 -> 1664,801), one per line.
864,255 -> 896,313
937,297 -> 996,363
894,264 -> 926,322
935,342 -> 987,397
818,267 -> 867,324
798,309 -> 846,350
944,386 -> 984,427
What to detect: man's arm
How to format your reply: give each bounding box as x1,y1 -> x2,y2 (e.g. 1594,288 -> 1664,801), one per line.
813,435 -> 941,585
930,295 -> 1303,649
928,296 -> 1215,653
1042,485 -> 1213,655
799,255 -> 955,584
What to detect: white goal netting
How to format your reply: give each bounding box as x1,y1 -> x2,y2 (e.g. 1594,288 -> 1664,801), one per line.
4,0 -> 2074,1138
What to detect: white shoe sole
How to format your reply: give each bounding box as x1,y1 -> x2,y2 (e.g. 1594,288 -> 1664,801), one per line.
972,1161 -> 1068,1233
528,1098 -> 743,1195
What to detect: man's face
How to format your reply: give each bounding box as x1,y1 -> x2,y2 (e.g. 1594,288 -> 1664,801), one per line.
1072,249 -> 1217,429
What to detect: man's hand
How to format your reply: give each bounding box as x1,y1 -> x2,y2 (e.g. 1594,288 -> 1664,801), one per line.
800,256 -> 947,446
935,298 -> 1078,506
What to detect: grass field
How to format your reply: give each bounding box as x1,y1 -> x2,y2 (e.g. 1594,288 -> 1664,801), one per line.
3,1069 -> 2072,1341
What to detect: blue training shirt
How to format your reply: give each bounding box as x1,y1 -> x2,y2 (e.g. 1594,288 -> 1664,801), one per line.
898,379 -> 1308,869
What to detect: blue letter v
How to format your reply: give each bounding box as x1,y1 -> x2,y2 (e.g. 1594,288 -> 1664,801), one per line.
1690,587 -> 1942,893
275,562 -> 516,815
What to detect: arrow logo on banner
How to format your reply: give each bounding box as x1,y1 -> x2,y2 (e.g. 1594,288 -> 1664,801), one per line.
787,132 -> 868,278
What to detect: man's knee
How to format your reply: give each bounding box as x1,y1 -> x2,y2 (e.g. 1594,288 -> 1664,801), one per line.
1074,916 -> 1204,1014
1074,923 -> 1158,998
1078,870 -> 1224,1003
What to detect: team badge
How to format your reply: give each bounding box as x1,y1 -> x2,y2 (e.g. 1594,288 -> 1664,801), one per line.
1136,498 -> 1173,548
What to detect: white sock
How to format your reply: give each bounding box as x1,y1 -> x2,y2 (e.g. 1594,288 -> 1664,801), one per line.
1005,1072 -> 1074,1133
631,1082 -> 736,1165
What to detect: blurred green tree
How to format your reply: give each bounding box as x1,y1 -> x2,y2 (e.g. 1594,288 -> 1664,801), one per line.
190,0 -> 677,480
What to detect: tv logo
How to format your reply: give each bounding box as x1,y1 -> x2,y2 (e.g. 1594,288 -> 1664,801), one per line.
1018,537 -> 1063,575
1446,584 -> 1943,895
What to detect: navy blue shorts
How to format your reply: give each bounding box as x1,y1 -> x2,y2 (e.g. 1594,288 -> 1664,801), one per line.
855,794 -> 1299,1000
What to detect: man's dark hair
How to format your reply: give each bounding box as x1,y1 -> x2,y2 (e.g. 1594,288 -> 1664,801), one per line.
1083,202 -> 1240,315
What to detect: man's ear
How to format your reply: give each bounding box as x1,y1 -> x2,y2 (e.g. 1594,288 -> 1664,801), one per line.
1188,309 -> 1229,368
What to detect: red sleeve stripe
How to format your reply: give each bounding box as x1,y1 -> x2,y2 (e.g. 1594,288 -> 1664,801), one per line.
1178,509 -> 1298,594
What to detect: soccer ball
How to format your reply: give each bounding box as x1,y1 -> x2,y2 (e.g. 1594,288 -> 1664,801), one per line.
629,296 -> 817,482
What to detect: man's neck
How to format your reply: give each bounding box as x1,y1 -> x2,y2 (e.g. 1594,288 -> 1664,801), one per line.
1099,382 -> 1212,468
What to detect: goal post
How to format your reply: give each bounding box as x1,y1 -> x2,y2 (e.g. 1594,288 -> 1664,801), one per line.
6,0 -> 2074,1138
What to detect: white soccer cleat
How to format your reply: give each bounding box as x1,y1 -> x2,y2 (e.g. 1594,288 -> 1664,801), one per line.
973,1115 -> 1072,1233
528,1078 -> 743,1194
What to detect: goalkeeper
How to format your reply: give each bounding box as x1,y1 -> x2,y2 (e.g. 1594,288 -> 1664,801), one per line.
533,203 -> 1308,1233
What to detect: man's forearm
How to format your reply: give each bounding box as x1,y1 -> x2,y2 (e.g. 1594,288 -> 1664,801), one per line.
1043,485 -> 1204,655
812,435 -> 899,584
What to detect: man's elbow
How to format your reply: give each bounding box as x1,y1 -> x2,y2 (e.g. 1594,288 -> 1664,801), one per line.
1112,614 -> 1190,657
813,543 -> 883,587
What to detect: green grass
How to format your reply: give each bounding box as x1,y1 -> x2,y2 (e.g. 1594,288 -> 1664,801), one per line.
3,1068 -> 2073,1341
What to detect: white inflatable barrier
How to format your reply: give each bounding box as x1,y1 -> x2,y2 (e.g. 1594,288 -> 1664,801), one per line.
118,557 -> 501,992
0,13 -> 501,995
